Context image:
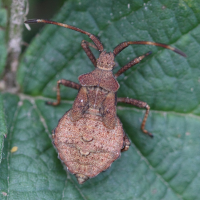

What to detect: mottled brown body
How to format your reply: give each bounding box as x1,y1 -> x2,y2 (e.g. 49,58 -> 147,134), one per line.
25,19 -> 186,184
52,69 -> 129,184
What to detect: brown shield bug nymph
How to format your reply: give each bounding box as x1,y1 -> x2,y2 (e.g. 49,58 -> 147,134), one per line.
25,19 -> 186,184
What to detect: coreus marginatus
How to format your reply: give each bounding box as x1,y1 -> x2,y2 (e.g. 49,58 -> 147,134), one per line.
25,19 -> 186,184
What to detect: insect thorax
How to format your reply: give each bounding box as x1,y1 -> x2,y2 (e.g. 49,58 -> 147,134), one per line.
70,85 -> 117,129
86,86 -> 109,110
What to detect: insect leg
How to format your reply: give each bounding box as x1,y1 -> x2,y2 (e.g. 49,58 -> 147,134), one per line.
117,97 -> 153,138
121,133 -> 131,152
81,40 -> 97,67
46,79 -> 81,106
114,51 -> 151,78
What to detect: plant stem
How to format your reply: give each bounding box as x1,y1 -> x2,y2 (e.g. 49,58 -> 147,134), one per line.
5,0 -> 28,91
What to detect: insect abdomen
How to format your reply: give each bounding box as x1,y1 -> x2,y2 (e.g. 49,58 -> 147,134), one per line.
53,110 -> 124,184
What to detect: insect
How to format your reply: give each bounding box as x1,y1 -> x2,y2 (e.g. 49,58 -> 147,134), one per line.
25,19 -> 186,184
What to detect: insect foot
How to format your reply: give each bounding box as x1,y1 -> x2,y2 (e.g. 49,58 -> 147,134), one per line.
25,19 -> 186,184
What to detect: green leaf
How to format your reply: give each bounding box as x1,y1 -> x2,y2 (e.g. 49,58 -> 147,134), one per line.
1,0 -> 200,199
0,0 -> 7,75
0,94 -> 7,163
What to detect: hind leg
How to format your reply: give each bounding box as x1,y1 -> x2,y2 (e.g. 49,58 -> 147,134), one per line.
121,133 -> 131,152
117,97 -> 153,137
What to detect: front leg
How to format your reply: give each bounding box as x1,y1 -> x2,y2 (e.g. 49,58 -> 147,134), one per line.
46,79 -> 81,106
114,52 -> 151,78
81,40 -> 97,67
117,97 -> 153,138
